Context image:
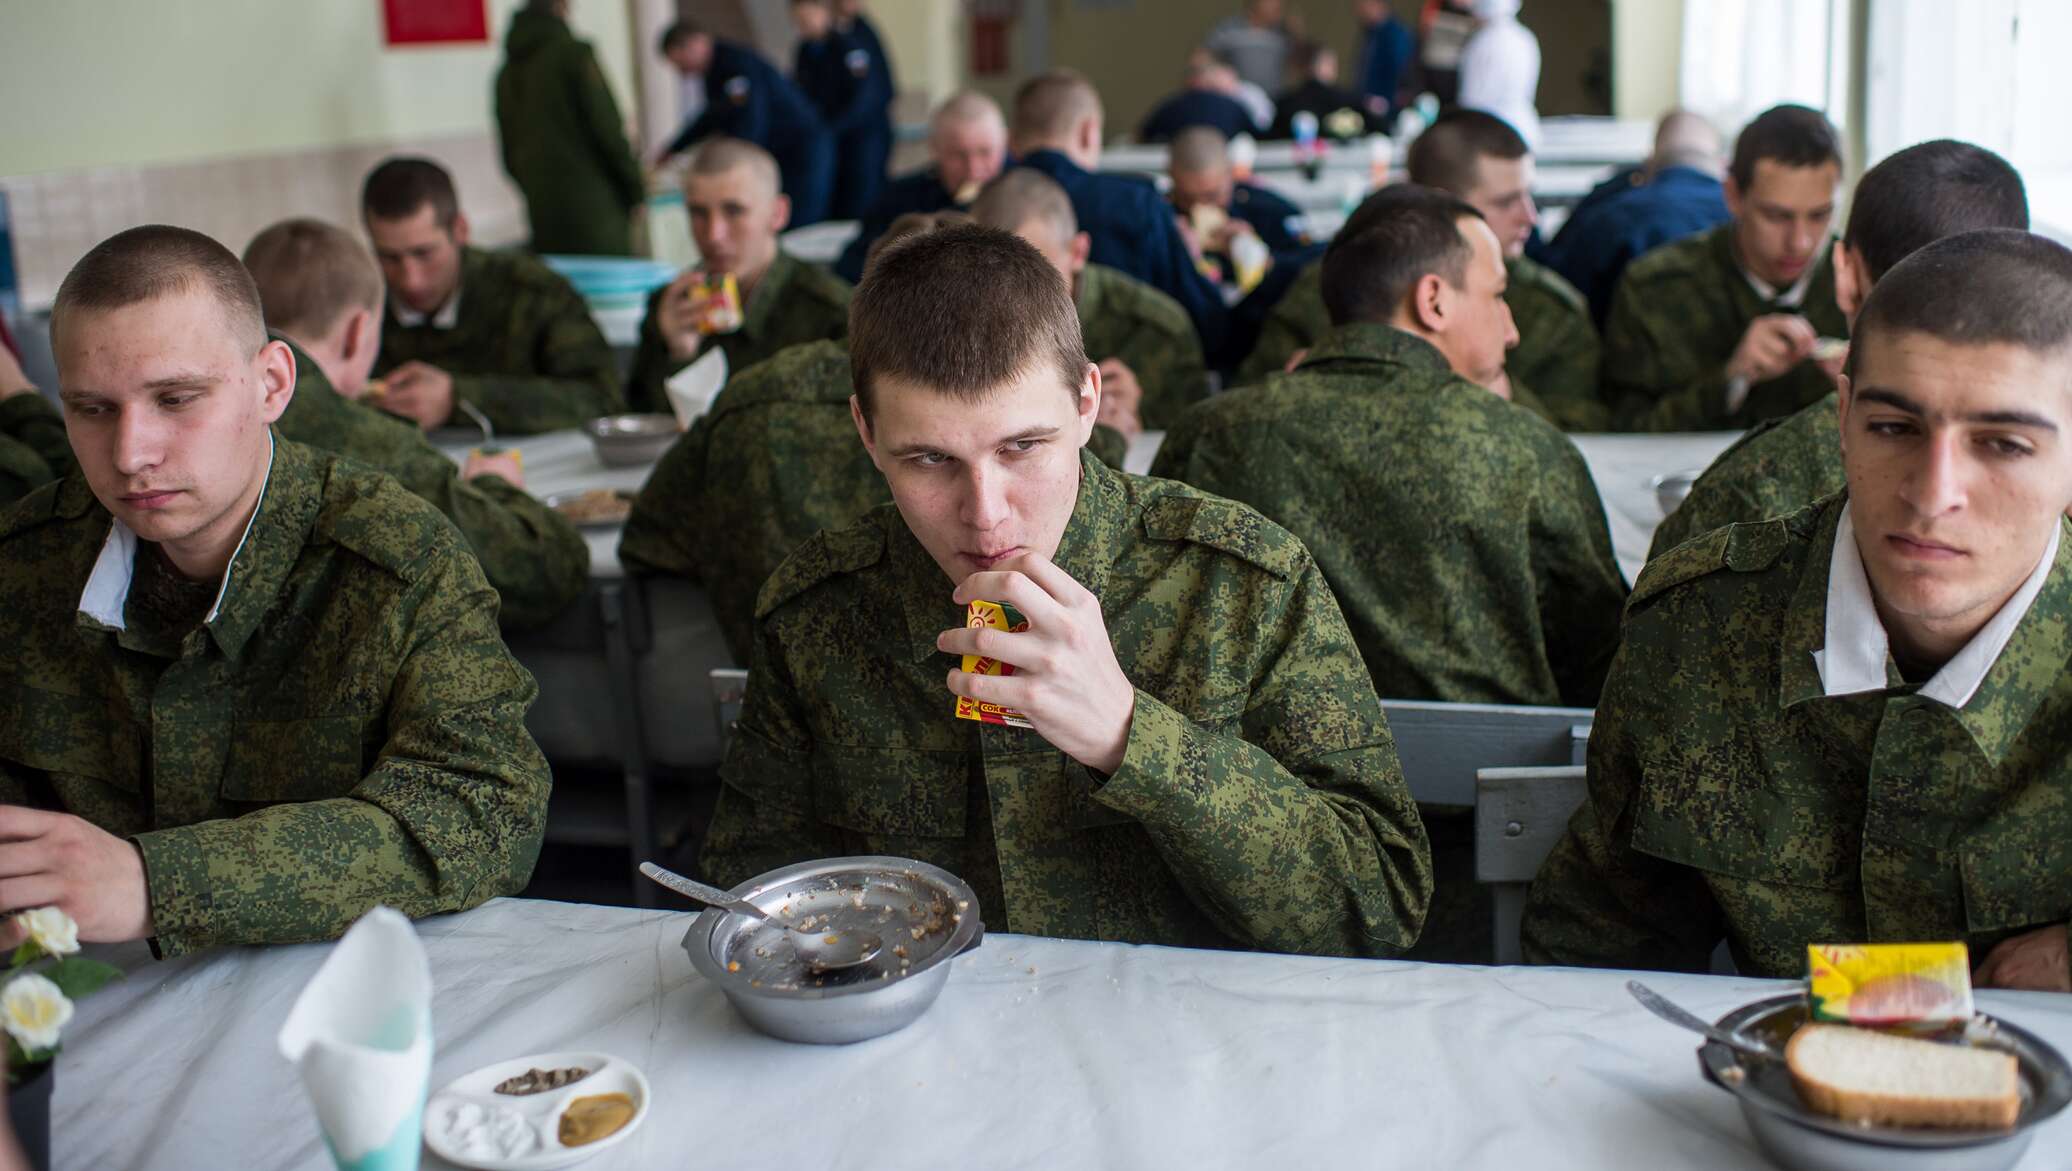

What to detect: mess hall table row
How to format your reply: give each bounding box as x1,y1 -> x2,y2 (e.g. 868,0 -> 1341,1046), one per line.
56,897 -> 2072,1170
1096,115 -> 1655,178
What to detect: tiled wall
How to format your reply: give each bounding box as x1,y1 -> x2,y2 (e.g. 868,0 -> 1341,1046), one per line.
3,131 -> 526,311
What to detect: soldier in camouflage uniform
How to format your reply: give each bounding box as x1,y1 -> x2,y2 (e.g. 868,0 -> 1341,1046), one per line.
971,170 -> 1210,433
1650,141 -> 2030,559
0,227 -> 549,958
362,157 -> 624,435
494,0 -> 647,256
701,225 -> 1431,956
626,139 -> 852,415
0,345 -> 71,505
1524,231 -> 2072,991
1603,105 -> 1849,432
1239,111 -> 1603,430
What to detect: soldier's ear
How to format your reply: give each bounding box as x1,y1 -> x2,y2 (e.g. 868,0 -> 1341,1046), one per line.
771,193 -> 793,236
450,212 -> 472,248
1833,240 -> 1864,321
850,394 -> 880,463
1409,272 -> 1448,333
256,338 -> 296,426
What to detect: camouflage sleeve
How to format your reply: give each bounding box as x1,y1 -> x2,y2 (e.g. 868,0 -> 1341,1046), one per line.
619,415 -> 712,581
1649,468 -> 1765,562
1131,333 -> 1210,432
1087,424 -> 1129,472
571,43 -> 646,210
1090,560 -> 1432,959
1145,410 -> 1198,482
1519,622 -> 1725,971
129,547 -> 551,957
454,291 -> 626,434
1602,280 -> 1738,432
1517,302 -> 1609,432
0,436 -> 56,508
700,623 -> 845,887
0,394 -> 74,480
1236,287 -> 1322,385
1532,439 -> 1628,706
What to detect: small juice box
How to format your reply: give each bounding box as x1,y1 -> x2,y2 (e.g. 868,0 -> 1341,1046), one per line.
692,272 -> 743,334
953,599 -> 1033,729
1807,942 -> 1974,1028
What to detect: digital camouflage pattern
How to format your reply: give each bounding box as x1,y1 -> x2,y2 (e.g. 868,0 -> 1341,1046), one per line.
276,339 -> 589,630
0,438 -> 550,958
0,394 -> 72,507
1077,263 -> 1209,431
625,252 -> 852,415
701,449 -> 1433,957
1648,391 -> 1843,561
1522,497 -> 2072,977
374,246 -> 624,435
495,6 -> 646,256
1603,224 -> 1848,432
1235,257 -> 1599,430
1154,324 -> 1625,707
621,339 -> 1136,663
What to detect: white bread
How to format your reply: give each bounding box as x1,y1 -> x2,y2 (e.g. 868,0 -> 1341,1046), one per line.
1786,1023 -> 2020,1130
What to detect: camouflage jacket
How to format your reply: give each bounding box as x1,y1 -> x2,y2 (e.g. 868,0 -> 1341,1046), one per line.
1154,324 -> 1625,707
1522,497 -> 2072,977
622,339 -> 1136,663
625,252 -> 852,415
1235,257 -> 1598,430
701,449 -> 1432,957
1077,263 -> 1209,431
374,246 -> 624,435
276,339 -> 589,630
1648,392 -> 1844,561
0,438 -> 550,958
494,7 -> 646,256
0,393 -> 72,507
1602,224 -> 1848,432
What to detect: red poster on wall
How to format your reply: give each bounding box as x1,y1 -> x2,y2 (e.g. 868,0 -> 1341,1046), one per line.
383,0 -> 490,46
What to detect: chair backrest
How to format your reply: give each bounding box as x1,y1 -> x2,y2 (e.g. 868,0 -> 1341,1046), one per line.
711,667 -> 750,760
1381,699 -> 1592,806
1474,764 -> 1589,965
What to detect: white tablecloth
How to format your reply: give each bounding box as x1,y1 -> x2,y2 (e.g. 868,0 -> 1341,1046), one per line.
56,898 -> 2072,1171
1098,117 -> 1652,179
434,429 -> 660,579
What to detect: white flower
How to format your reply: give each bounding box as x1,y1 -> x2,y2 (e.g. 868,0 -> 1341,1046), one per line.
17,908 -> 78,957
1,975 -> 73,1053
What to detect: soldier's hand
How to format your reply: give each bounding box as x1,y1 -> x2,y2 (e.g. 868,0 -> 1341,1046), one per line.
382,361 -> 457,430
1976,925 -> 2072,993
657,271 -> 713,362
938,554 -> 1137,775
1727,314 -> 1817,386
1095,358 -> 1144,438
0,807 -> 153,945
463,449 -> 526,488
1209,217 -> 1256,255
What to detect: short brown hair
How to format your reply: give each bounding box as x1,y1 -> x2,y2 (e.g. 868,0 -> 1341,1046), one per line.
362,156 -> 460,228
849,223 -> 1086,418
1407,109 -> 1529,195
53,224 -> 267,355
1321,185 -> 1483,327
242,218 -> 384,339
1848,229 -> 2072,378
685,136 -> 782,199
1729,104 -> 1842,189
1012,71 -> 1101,144
969,169 -> 1077,243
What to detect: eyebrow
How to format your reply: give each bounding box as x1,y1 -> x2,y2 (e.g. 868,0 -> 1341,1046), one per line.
885,424 -> 1061,458
1855,387 -> 2060,432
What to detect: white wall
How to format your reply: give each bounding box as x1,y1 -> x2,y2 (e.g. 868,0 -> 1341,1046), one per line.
1611,0 -> 1682,121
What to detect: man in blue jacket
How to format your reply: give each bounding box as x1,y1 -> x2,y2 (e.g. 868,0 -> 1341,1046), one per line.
1356,0 -> 1416,131
658,21 -> 834,226
1009,71 -> 1229,360
835,91 -> 1009,282
792,0 -> 895,221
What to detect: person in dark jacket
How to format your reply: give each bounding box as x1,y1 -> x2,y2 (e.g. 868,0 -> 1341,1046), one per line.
835,91 -> 1009,281
493,0 -> 646,255
791,0 -> 895,221
657,21 -> 834,226
1139,57 -> 1262,143
1355,0 -> 1416,130
1270,42 -> 1386,140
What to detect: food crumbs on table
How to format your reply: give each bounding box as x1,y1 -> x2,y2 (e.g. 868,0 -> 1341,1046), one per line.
893,945 -> 908,959
494,1066 -> 591,1096
558,1093 -> 637,1147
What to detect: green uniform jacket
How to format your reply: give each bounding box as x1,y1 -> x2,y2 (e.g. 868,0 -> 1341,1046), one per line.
1649,392 -> 1843,561
625,253 -> 852,415
1236,257 -> 1599,429
275,339 -> 589,630
1522,497 -> 2072,977
0,394 -> 73,506
1077,263 -> 1210,431
1603,223 -> 1847,432
0,439 -> 550,958
702,450 -> 1432,957
620,339 -> 1138,664
494,8 -> 646,256
374,246 -> 624,436
1154,324 -> 1625,706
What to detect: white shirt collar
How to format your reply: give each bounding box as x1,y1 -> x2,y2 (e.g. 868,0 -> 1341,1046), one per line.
393,285 -> 462,330
1742,255 -> 1818,308
1815,501 -> 2060,709
76,434 -> 278,632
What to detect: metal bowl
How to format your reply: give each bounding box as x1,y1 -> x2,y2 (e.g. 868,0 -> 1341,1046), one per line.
1697,995 -> 2072,1171
1653,469 -> 1702,518
582,413 -> 680,468
681,856 -> 984,1045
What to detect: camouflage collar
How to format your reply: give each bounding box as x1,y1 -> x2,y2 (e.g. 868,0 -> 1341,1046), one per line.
1073,263 -> 1112,318
739,251 -> 802,343
1296,323 -> 1452,374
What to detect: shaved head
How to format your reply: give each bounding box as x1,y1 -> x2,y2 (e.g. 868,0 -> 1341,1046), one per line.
1652,110 -> 1722,173
932,90 -> 1005,138
1013,70 -> 1102,144
53,224 -> 267,356
971,169 -> 1078,248
1169,126 -> 1231,177
687,136 -> 782,200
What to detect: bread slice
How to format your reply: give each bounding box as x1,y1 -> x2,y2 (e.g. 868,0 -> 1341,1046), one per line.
1786,1023 -> 2020,1130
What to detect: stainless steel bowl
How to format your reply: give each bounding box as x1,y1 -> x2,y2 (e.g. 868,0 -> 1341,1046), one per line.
681,856 -> 984,1045
1697,995 -> 2072,1171
582,413 -> 680,467
1653,469 -> 1702,518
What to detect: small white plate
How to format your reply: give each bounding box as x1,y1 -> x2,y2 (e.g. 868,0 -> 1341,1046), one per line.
423,1051 -> 649,1171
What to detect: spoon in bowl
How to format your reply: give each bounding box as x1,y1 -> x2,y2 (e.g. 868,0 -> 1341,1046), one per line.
1628,980 -> 1788,1063
639,862 -> 883,972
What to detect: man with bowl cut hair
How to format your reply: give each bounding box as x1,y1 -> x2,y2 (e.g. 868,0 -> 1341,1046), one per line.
1525,230 -> 2072,991
0,225 -> 549,958
699,224 -> 1431,957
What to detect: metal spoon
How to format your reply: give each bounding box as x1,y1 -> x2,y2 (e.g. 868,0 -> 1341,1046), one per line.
455,399 -> 503,455
639,862 -> 883,972
1627,980 -> 1788,1063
